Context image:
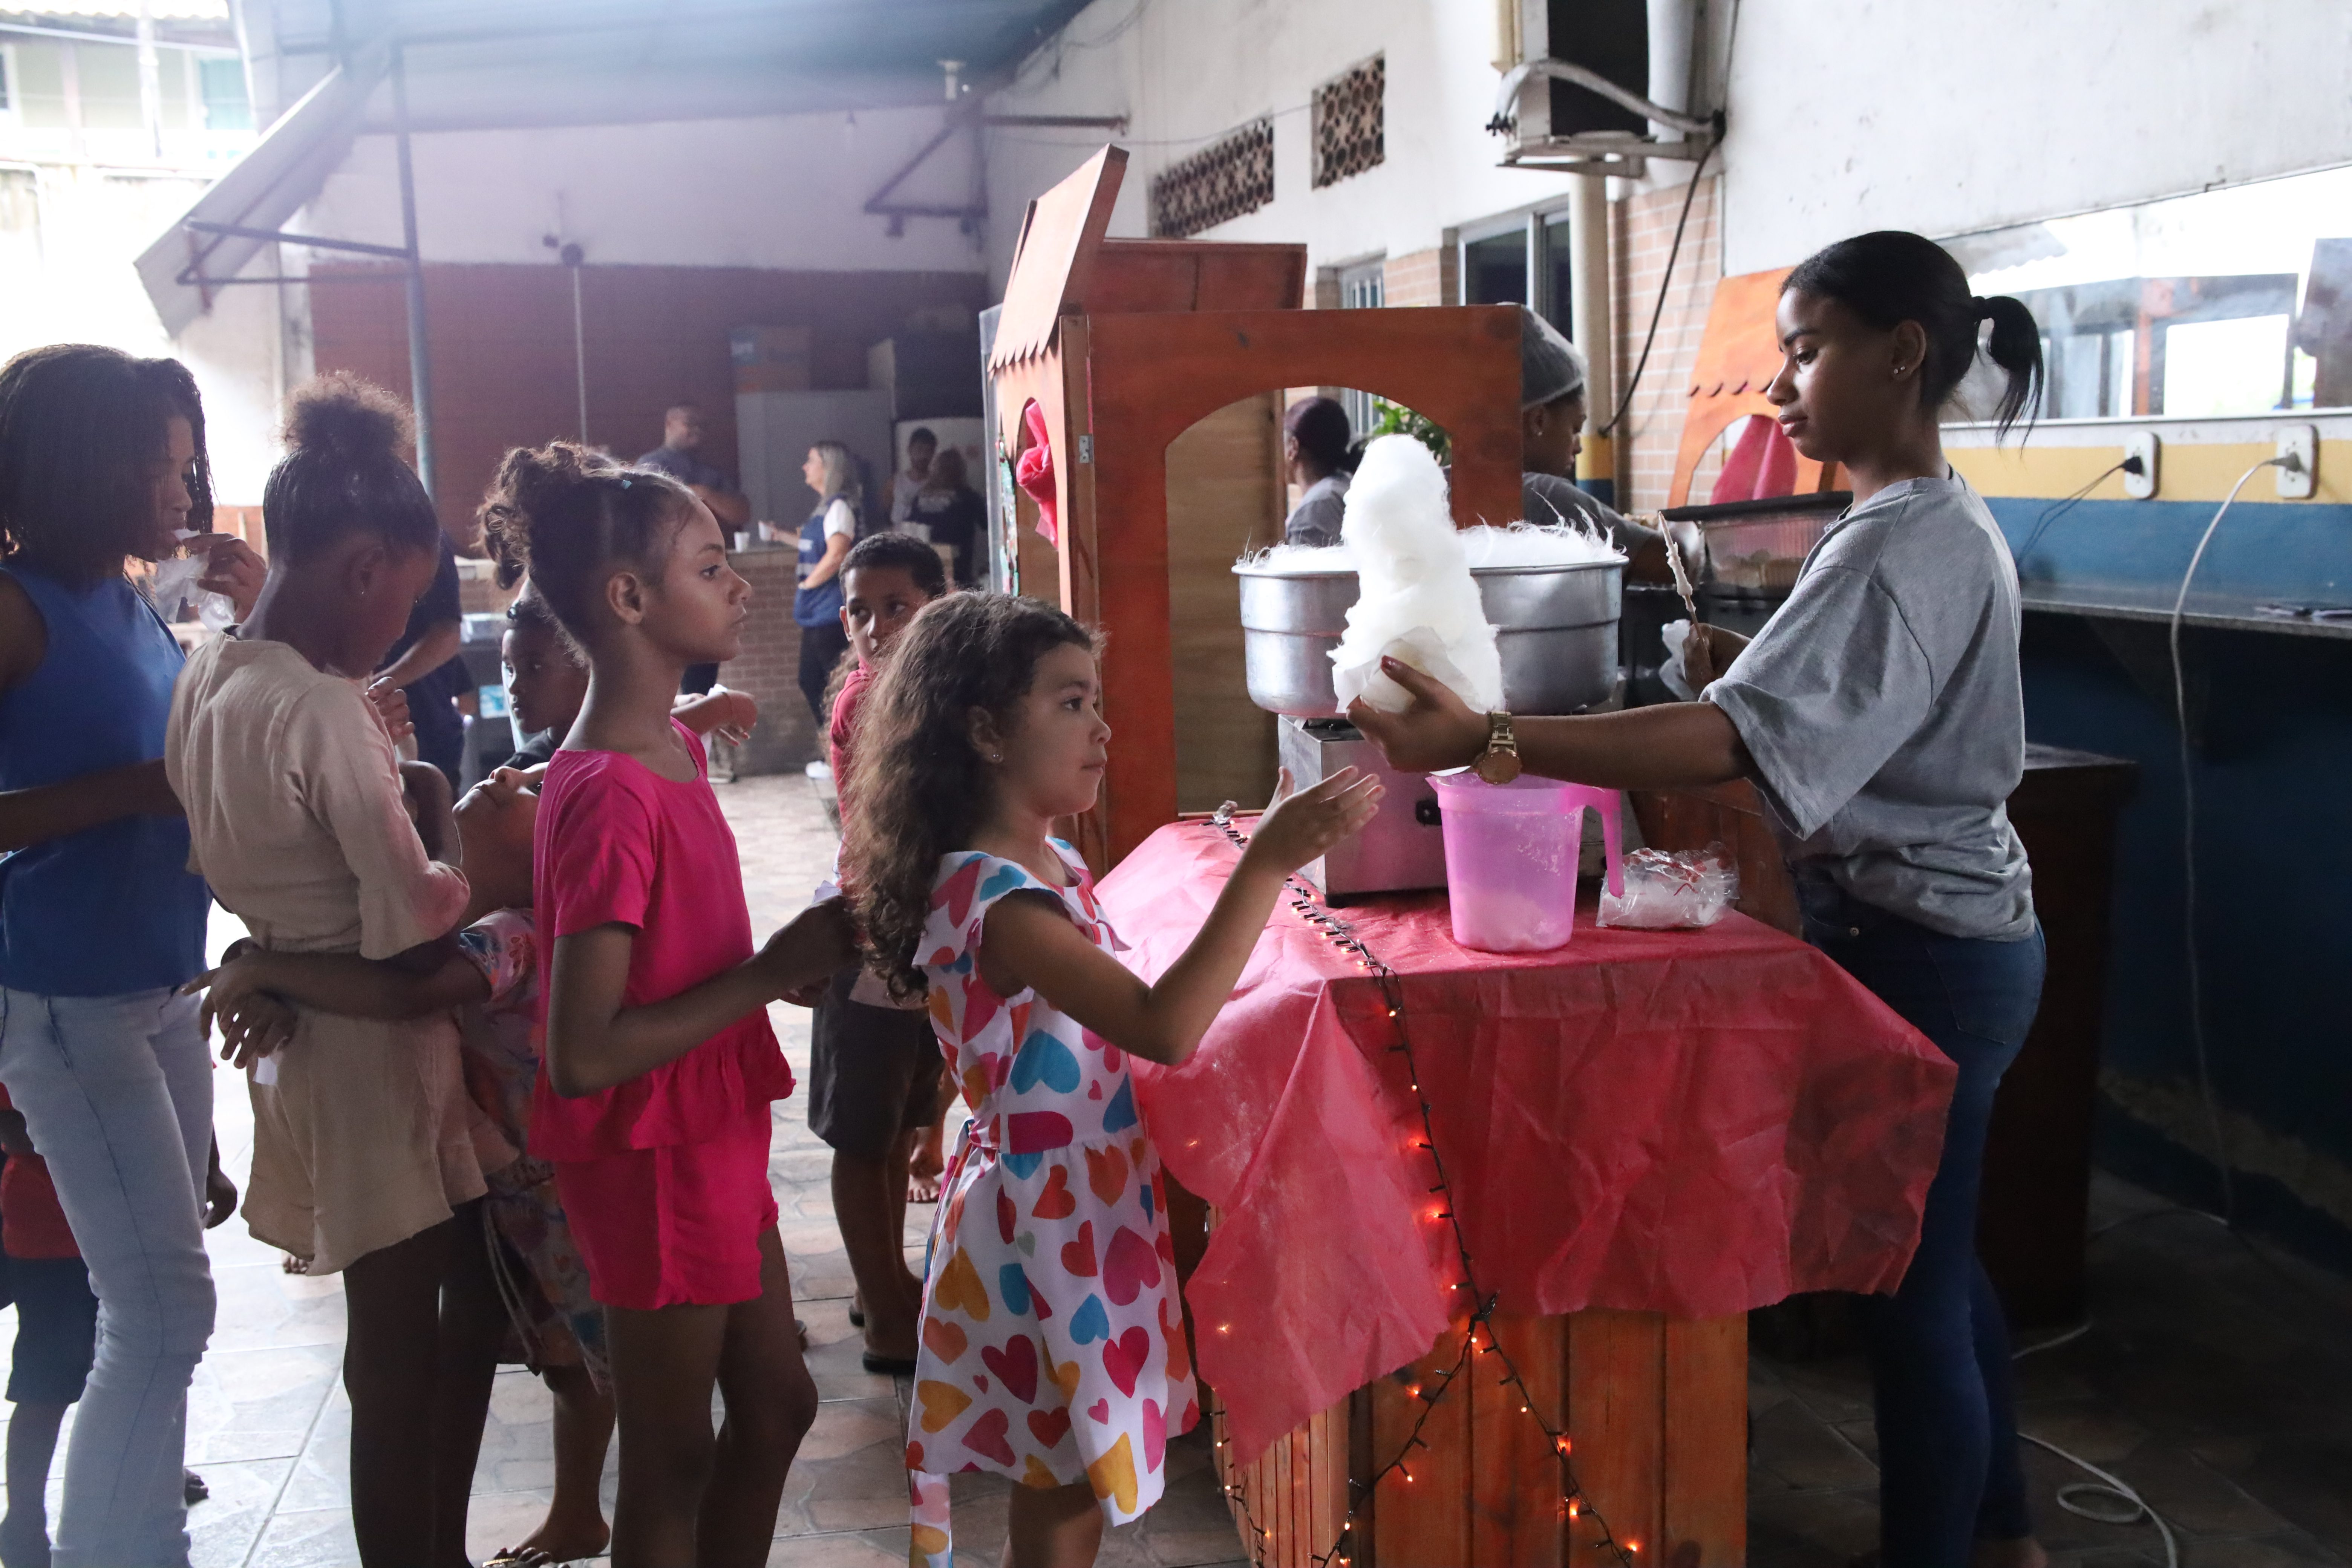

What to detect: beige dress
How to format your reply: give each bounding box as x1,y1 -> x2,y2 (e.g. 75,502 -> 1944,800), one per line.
167,636 -> 483,1274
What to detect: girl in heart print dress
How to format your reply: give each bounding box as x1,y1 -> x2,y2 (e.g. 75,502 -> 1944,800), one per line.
834,592 -> 1381,1567
907,842 -> 1185,1556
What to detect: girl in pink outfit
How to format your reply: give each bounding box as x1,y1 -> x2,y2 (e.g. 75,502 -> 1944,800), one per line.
478,441 -> 851,1568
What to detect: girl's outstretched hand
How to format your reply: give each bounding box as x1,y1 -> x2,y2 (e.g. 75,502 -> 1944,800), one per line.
1239,766 -> 1383,882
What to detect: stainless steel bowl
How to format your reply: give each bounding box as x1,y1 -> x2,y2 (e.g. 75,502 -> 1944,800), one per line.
1233,556 -> 1624,717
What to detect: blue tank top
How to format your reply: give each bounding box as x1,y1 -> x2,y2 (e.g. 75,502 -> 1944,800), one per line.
0,566 -> 211,995
795,499 -> 846,628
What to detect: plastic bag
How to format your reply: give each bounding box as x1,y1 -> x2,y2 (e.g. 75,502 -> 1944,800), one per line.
151,533 -> 237,632
1659,619 -> 1700,702
1598,845 -> 1740,929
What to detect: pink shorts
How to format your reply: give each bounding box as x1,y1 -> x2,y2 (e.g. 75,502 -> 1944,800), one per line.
554,1124 -> 779,1311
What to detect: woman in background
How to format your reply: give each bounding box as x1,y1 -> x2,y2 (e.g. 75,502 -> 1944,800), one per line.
794,441 -> 859,723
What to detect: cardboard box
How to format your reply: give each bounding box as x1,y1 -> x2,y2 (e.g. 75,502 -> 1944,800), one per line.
731,325 -> 813,394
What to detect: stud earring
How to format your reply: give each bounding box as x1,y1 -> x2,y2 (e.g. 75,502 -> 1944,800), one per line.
988,752 -> 1003,764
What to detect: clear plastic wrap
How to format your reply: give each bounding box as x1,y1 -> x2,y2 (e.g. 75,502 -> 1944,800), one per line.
1598,844 -> 1740,929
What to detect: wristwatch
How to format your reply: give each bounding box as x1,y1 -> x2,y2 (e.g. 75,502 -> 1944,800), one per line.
1472,710 -> 1522,785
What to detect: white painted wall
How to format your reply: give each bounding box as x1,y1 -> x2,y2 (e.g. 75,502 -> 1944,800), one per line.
980,0 -> 1592,287
983,0 -> 2352,285
302,105 -> 988,272
1717,0 -> 2352,274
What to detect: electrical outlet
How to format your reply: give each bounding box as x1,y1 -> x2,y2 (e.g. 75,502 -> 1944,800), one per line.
2276,425 -> 2316,499
2124,432 -> 2159,499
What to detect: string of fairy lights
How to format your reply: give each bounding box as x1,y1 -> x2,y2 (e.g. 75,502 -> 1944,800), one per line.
1198,810 -> 1640,1568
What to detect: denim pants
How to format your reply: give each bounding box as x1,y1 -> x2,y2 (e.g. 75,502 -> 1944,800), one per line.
1799,880 -> 2045,1568
0,987 -> 216,1568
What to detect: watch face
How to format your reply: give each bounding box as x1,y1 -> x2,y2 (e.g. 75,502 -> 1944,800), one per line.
1475,748 -> 1522,785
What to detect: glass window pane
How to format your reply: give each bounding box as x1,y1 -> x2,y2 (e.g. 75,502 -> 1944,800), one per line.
1952,165 -> 2352,416
2162,315 -> 2291,417
1464,229 -> 1528,306
199,57 -> 251,132
1543,212 -> 1574,334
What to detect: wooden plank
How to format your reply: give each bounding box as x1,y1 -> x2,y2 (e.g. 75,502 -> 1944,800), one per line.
1473,1311 -> 1571,1566
1370,1332 -> 1472,1568
991,146 -> 1126,370
1662,1315 -> 1748,1567
1083,303 -> 1522,864
1092,239 -> 1307,315
1566,1310 -> 1665,1566
1165,392 -> 1283,813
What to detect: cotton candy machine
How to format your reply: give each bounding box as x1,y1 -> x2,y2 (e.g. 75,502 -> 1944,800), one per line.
1232,546 -> 1625,901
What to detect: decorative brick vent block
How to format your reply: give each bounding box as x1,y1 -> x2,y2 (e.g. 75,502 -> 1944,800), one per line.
1149,118 -> 1275,238
1313,55 -> 1385,188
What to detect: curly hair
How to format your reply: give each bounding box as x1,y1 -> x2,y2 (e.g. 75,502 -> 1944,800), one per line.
476,442 -> 696,648
0,344 -> 211,587
264,373 -> 438,565
842,592 -> 1096,999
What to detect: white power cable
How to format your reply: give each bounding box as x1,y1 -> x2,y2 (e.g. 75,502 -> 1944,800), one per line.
2018,1433 -> 2180,1568
2167,453 -> 2295,1221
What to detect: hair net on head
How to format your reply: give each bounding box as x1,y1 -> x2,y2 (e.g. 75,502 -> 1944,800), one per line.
1521,308 -> 1589,409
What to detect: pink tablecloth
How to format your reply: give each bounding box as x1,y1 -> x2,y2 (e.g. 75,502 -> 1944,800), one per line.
1099,818 -> 1956,1462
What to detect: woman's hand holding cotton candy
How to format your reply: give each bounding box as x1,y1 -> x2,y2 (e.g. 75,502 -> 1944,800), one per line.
1347,657 -> 1489,775
1328,436 -> 1503,716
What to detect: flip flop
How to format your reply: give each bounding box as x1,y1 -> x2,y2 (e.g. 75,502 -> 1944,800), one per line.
862,1350 -> 919,1375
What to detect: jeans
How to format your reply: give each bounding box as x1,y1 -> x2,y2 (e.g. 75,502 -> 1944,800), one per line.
1798,879 -> 2046,1568
0,987 -> 216,1568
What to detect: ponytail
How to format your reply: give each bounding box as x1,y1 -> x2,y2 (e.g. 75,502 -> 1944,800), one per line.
1975,293 -> 2044,439
477,441 -> 697,646
1785,231 -> 2045,441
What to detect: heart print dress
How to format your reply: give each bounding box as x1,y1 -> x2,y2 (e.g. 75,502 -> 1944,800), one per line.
906,841 -> 1199,1564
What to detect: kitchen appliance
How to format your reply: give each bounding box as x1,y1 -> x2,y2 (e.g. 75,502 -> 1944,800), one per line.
1658,490 -> 1850,638
1235,554 -> 1625,900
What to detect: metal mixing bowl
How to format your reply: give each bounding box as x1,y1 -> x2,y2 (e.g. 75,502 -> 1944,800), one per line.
1233,556 -> 1624,717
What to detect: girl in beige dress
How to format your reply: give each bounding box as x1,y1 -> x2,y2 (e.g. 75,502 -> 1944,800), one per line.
167,377 -> 506,1568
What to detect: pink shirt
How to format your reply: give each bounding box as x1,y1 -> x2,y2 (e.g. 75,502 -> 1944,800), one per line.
530,723 -> 791,1160
827,660 -> 873,825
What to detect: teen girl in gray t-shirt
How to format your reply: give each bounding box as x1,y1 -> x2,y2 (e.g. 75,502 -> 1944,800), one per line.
1353,230 -> 2052,1568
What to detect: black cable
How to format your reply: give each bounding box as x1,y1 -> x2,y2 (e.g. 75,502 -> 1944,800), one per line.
2014,458 -> 2128,567
1600,136 -> 1716,439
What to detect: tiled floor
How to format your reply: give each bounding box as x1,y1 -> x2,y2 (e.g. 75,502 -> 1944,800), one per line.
1750,1174 -> 2352,1568
9,775 -> 2348,1568
0,774 -> 1240,1568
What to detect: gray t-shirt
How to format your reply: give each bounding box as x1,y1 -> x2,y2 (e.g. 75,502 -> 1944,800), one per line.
1522,471 -> 1662,560
1703,474 -> 2034,940
1284,472 -> 1350,548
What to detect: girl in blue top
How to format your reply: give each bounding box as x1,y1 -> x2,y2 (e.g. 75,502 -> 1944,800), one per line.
0,344 -> 262,1568
793,439 -> 858,724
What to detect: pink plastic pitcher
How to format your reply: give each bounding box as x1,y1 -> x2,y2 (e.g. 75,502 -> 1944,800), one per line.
1428,773 -> 1625,953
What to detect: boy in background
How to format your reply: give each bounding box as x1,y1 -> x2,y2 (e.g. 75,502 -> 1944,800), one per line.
808,533 -> 951,1371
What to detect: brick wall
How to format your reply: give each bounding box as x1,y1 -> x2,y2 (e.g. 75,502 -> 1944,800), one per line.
309,262 -> 989,539
1383,245 -> 1456,308
1611,173 -> 1724,511
717,548 -> 823,776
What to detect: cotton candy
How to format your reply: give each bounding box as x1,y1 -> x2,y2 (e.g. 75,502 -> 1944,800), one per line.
1329,436 -> 1504,714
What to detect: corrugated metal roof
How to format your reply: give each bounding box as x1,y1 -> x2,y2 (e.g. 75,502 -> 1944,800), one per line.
4,2 -> 230,18
245,0 -> 1095,130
